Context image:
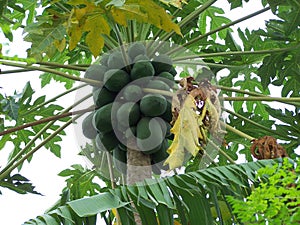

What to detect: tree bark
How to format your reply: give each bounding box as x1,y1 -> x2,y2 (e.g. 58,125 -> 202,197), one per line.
126,139 -> 152,225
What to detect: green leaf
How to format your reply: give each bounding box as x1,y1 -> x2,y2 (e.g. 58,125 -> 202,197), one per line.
199,6 -> 232,40
68,193 -> 129,217
1,96 -> 19,120
0,0 -> 8,16
19,81 -> 35,106
0,173 -> 42,195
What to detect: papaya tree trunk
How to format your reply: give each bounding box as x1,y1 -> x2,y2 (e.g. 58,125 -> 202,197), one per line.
126,139 -> 152,225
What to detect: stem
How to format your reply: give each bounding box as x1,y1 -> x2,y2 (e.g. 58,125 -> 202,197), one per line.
0,116 -> 77,180
0,107 -> 94,136
221,96 -> 300,103
174,60 -> 244,69
143,88 -> 174,97
24,84 -> 87,115
37,62 -> 87,71
222,107 -> 283,138
167,7 -> 270,55
173,46 -> 295,61
0,60 -> 102,86
0,94 -> 92,179
113,24 -> 131,71
222,121 -> 254,141
106,152 -> 115,189
207,139 -> 236,164
216,85 -> 300,107
149,0 -> 217,57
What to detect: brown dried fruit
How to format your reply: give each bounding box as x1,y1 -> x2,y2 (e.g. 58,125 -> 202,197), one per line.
250,136 -> 288,160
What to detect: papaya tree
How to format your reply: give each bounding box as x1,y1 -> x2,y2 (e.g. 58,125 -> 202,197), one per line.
0,0 -> 299,224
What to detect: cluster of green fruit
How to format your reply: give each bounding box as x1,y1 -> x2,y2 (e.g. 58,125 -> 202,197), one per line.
81,43 -> 176,174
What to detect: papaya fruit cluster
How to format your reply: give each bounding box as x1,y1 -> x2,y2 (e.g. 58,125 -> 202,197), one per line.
81,43 -> 176,174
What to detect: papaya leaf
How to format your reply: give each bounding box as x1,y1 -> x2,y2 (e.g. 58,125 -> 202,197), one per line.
0,0 -> 8,16
0,173 -> 42,195
164,95 -> 203,170
111,0 -> 181,35
67,1 -> 109,57
24,21 -> 66,60
199,6 -> 232,40
159,0 -> 188,9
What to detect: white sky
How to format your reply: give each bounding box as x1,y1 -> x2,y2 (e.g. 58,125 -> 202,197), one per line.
0,0 -> 291,224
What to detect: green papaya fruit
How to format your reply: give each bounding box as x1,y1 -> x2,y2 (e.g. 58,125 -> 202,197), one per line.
93,87 -> 116,108
128,42 -> 146,61
82,112 -> 97,139
104,69 -> 130,92
92,103 -> 114,133
136,117 -> 164,154
152,54 -> 173,74
122,84 -> 143,102
84,65 -> 107,86
130,60 -> 155,80
116,102 -> 140,127
95,131 -> 119,152
140,94 -> 167,117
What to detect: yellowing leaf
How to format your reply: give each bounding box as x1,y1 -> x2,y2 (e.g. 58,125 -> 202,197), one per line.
66,1 -> 110,56
54,38 -> 66,52
111,4 -> 147,26
83,13 -> 110,56
159,0 -> 188,9
164,95 -> 203,170
111,0 -> 181,35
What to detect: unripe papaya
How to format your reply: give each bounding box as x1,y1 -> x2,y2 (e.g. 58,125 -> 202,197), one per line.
95,131 -> 119,152
128,42 -> 146,61
136,117 -> 164,154
84,65 -> 107,85
116,102 -> 140,127
133,54 -> 150,63
140,94 -> 167,117
92,103 -> 114,133
122,84 -> 143,102
104,69 -> 130,92
107,51 -> 126,69
146,80 -> 170,92
152,54 -> 173,74
82,112 -> 97,139
151,138 -> 169,163
130,60 -> 155,80
161,100 -> 172,123
93,87 -> 116,108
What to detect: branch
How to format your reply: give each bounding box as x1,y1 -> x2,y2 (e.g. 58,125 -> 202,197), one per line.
0,116 -> 78,180
207,139 -> 236,164
148,0 -> 217,56
24,84 -> 87,115
173,46 -> 296,61
221,96 -> 300,103
223,107 -> 283,138
0,94 -> 92,178
0,107 -> 94,136
0,60 -> 101,86
222,121 -> 254,141
167,7 -> 271,55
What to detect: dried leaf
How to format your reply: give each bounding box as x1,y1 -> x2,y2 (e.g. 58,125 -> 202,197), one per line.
164,95 -> 203,170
